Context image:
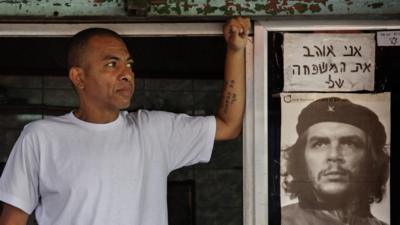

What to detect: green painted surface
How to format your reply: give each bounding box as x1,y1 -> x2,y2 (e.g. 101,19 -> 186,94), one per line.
0,0 -> 398,17
0,0 -> 126,17
149,0 -> 400,16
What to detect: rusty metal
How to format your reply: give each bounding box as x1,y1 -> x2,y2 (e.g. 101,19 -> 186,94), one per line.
0,0 -> 398,17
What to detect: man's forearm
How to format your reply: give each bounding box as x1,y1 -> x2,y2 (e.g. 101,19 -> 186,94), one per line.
215,47 -> 246,140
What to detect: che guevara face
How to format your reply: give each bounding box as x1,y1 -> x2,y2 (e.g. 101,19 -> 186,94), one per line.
304,122 -> 368,200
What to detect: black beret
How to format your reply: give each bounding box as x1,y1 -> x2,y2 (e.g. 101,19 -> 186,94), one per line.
296,97 -> 386,150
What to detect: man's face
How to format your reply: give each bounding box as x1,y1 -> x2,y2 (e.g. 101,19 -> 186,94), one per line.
79,35 -> 135,112
304,122 -> 368,200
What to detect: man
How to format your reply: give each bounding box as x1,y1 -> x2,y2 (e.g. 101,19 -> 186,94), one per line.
0,17 -> 250,225
281,97 -> 390,225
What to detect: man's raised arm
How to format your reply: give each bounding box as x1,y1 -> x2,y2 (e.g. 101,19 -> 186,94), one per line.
215,17 -> 250,141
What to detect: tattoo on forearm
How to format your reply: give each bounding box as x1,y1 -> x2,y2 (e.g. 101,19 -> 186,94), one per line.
222,80 -> 237,114
226,80 -> 235,88
223,92 -> 232,114
222,92 -> 237,114
230,93 -> 237,105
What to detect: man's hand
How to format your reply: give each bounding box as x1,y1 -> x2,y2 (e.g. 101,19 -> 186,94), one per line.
215,17 -> 250,141
223,17 -> 251,52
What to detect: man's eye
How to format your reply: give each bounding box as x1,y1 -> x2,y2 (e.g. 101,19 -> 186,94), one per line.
341,138 -> 365,149
127,62 -> 134,68
312,142 -> 327,149
106,62 -> 117,67
341,141 -> 358,149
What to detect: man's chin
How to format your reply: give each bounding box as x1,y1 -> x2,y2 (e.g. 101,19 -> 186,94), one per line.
116,98 -> 132,110
316,184 -> 353,201
119,104 -> 131,110
321,184 -> 349,194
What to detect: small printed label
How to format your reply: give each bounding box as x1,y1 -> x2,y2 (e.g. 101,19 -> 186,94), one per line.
377,31 -> 400,46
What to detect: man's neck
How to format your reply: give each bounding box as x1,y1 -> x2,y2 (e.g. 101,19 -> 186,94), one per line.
300,190 -> 372,222
325,197 -> 371,223
74,108 -> 120,124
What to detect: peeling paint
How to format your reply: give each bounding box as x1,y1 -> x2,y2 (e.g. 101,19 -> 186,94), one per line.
328,3 -> 333,11
254,3 -> 264,12
150,0 -> 399,16
0,0 -> 126,16
309,4 -> 321,13
159,5 -> 171,14
0,0 -> 28,3
368,2 -> 384,9
344,0 -> 353,6
0,0 -> 398,17
294,3 -> 308,14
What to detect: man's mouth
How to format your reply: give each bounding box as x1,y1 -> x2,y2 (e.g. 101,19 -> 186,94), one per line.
319,169 -> 349,181
116,86 -> 133,96
324,171 -> 347,176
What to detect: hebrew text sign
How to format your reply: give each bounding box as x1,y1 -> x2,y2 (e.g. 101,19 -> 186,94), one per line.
283,33 -> 375,91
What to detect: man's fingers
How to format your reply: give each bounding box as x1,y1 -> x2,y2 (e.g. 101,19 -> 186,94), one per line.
223,17 -> 250,48
225,17 -> 249,33
239,16 -> 251,28
231,17 -> 250,38
230,26 -> 239,34
239,18 -> 251,36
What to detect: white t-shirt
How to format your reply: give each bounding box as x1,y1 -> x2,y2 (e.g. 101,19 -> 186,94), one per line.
0,110 -> 216,225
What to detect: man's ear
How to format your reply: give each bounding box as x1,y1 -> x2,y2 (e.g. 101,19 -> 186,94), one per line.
69,67 -> 85,90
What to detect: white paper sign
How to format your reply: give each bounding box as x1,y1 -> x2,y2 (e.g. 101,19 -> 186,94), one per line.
377,31 -> 400,46
283,33 -> 375,92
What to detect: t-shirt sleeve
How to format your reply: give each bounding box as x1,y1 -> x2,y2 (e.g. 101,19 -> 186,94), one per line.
143,111 -> 216,172
0,125 -> 40,214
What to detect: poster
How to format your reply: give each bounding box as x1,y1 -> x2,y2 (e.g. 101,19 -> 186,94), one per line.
283,33 -> 375,92
280,92 -> 390,225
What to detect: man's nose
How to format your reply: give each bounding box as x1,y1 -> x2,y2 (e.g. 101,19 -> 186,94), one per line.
120,67 -> 134,82
327,142 -> 344,163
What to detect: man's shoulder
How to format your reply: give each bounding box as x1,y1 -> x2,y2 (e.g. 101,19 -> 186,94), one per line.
23,113 -> 72,134
127,109 -> 175,119
126,110 -> 214,137
124,110 -> 177,131
126,109 -> 189,125
281,203 -> 310,225
281,203 -> 389,225
282,203 -> 302,214
369,217 -> 388,225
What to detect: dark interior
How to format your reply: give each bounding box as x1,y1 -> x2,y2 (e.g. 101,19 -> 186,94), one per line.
0,36 -> 226,79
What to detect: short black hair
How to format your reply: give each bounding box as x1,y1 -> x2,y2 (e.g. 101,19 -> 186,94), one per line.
67,27 -> 123,69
